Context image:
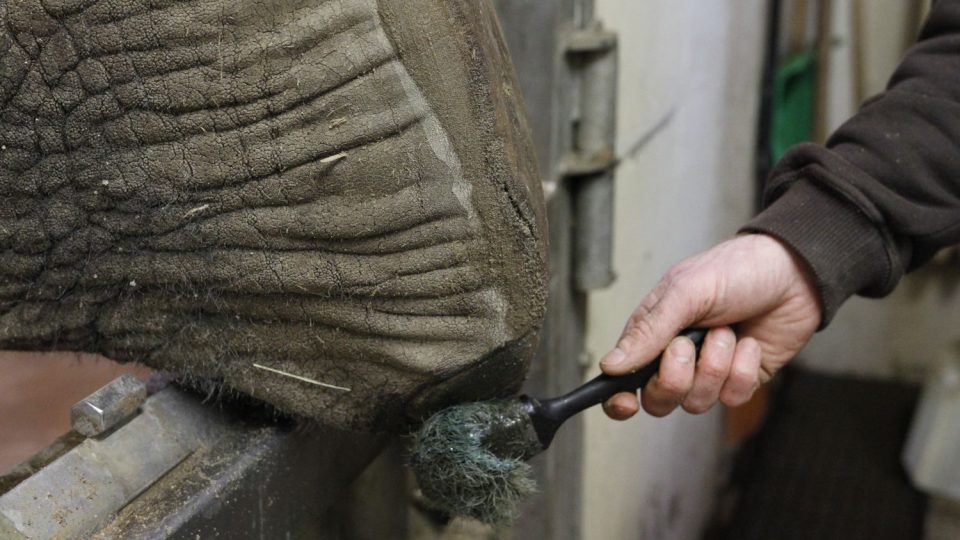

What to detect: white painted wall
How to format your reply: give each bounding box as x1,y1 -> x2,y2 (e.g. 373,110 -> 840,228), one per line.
583,2 -> 765,538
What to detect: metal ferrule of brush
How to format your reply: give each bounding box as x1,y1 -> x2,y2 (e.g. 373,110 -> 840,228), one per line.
522,328 -> 708,454
473,397 -> 546,461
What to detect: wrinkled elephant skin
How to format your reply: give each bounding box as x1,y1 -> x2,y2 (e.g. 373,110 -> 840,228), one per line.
0,0 -> 547,431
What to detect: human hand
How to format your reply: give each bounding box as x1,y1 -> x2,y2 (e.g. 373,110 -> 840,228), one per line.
600,234 -> 822,419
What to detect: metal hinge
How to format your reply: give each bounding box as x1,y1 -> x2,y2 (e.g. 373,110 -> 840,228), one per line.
562,21 -> 618,291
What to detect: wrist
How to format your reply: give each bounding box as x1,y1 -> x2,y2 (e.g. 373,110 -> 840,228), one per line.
739,180 -> 892,327
749,233 -> 823,322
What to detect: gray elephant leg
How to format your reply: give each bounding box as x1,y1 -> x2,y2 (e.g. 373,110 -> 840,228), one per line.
0,0 -> 546,431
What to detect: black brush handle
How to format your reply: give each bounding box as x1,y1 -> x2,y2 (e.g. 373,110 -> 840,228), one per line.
526,328 -> 707,451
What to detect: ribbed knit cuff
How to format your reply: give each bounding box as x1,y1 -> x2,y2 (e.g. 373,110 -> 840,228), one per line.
740,180 -> 893,328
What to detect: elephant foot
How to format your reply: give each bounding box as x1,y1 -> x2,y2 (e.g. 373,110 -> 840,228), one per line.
0,0 -> 546,431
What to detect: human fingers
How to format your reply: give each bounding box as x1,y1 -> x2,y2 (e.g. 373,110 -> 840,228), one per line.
603,391 -> 639,421
719,336 -> 762,407
600,276 -> 700,376
639,336 -> 697,417
682,326 -> 736,414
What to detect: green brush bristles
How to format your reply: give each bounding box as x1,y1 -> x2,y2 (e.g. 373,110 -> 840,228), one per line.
410,400 -> 539,524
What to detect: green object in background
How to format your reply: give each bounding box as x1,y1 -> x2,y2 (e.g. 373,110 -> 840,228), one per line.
771,50 -> 816,163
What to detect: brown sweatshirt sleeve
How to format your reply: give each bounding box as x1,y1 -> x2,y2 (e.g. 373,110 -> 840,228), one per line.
743,0 -> 960,326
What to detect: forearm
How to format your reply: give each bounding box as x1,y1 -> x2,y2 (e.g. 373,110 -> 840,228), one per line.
744,0 -> 960,325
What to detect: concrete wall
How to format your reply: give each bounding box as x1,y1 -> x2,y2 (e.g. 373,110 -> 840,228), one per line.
582,2 -> 765,538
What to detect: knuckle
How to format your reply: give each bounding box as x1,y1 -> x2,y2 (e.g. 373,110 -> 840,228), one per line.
665,260 -> 691,278
663,267 -> 684,287
622,318 -> 657,346
604,408 -> 630,421
635,310 -> 659,334
642,387 -> 678,417
638,288 -> 663,314
665,264 -> 701,293
713,325 -> 736,343
644,403 -> 673,418
731,364 -> 756,384
618,327 -> 641,351
719,391 -> 741,407
658,377 -> 689,396
698,360 -> 728,381
682,399 -> 714,414
721,385 -> 753,407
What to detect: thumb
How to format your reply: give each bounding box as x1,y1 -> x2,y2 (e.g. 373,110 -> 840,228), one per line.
600,276 -> 700,375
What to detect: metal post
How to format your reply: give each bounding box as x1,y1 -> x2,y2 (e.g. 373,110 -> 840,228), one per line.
568,23 -> 618,291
